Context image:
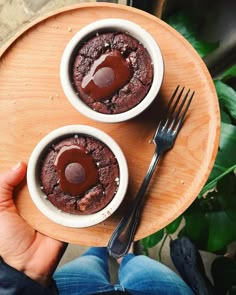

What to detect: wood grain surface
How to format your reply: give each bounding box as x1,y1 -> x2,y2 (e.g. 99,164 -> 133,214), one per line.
0,3 -> 220,246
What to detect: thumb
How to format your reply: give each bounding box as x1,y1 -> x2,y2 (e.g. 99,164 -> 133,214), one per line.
0,162 -> 27,202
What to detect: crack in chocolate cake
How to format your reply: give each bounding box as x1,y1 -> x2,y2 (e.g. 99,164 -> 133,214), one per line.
72,31 -> 153,114
40,135 -> 120,215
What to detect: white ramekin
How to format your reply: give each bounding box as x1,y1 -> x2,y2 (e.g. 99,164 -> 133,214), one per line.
27,125 -> 129,228
60,18 -> 164,123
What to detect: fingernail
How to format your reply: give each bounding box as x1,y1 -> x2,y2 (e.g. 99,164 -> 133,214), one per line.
12,161 -> 22,171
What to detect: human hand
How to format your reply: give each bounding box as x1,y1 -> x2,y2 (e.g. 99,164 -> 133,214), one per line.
0,162 -> 67,286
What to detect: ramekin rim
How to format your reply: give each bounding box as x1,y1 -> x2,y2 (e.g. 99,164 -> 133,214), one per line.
27,124 -> 129,227
60,18 -> 164,123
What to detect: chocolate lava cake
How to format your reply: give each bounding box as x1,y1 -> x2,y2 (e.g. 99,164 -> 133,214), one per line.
40,135 -> 119,215
72,31 -> 153,114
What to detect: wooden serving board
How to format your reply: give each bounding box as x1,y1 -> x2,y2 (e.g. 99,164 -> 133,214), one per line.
0,3 -> 220,246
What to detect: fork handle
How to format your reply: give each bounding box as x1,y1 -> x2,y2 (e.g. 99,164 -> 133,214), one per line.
107,151 -> 161,259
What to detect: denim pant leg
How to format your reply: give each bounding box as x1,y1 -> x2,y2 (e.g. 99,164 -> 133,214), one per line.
53,247 -> 114,295
118,254 -> 194,295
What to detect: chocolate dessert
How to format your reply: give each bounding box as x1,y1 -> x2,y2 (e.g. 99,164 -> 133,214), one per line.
40,135 -> 119,215
72,31 -> 153,114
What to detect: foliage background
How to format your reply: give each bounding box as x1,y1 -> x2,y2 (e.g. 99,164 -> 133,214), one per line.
141,11 -> 236,293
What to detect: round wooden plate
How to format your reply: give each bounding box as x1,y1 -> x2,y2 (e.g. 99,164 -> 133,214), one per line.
0,3 -> 220,246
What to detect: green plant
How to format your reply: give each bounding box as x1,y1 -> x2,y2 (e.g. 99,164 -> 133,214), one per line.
141,11 -> 236,291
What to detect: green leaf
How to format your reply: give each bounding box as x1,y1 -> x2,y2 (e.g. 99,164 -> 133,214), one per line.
210,122 -> 236,173
200,165 -> 236,197
206,209 -> 236,252
199,122 -> 236,197
179,212 -> 209,250
180,197 -> 236,252
141,229 -> 164,249
217,173 -> 236,201
221,109 -> 232,124
220,65 -> 236,82
166,215 -> 182,234
184,173 -> 236,252
215,80 -> 236,119
166,12 -> 218,57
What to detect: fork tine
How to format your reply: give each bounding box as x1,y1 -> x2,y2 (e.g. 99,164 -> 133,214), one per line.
161,86 -> 185,130
173,89 -> 195,134
166,86 -> 185,120
165,85 -> 180,113
168,88 -> 190,130
153,86 -> 194,142
154,85 -> 180,137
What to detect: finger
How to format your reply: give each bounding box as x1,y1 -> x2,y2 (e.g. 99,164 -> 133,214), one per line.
0,161 -> 27,202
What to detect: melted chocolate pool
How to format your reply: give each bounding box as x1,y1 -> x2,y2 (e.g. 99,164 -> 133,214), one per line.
54,145 -> 98,196
72,32 -> 153,114
81,50 -> 132,101
40,135 -> 120,215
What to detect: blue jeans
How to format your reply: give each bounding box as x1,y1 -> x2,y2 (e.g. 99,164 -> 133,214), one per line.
54,247 -> 194,295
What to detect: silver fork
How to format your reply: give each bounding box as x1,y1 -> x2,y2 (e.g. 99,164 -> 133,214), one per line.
107,85 -> 195,259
